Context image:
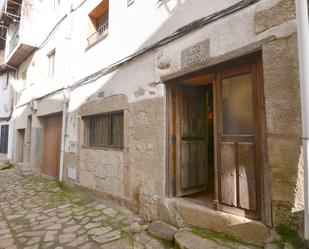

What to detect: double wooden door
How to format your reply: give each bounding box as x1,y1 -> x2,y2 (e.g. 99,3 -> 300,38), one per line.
42,114 -> 62,178
169,58 -> 263,220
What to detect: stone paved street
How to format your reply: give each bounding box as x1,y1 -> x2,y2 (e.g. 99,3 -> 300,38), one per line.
0,169 -> 174,249
0,168 -> 272,249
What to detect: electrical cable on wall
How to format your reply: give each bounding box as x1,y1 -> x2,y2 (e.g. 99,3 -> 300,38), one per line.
15,0 -> 259,108
38,0 -> 87,48
69,0 -> 259,91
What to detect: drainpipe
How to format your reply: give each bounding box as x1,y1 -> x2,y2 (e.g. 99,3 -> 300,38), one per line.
295,0 -> 309,244
59,90 -> 69,182
58,0 -> 73,182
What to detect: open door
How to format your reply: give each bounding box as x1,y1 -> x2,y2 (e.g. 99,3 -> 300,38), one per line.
168,55 -> 264,220
175,85 -> 209,197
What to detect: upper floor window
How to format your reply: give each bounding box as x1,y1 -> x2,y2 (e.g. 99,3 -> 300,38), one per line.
48,50 -> 56,78
87,0 -> 109,47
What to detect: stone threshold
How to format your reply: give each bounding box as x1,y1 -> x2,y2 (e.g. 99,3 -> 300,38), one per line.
166,197 -> 271,246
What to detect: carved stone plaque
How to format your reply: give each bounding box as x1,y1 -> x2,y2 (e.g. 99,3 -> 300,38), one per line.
181,39 -> 210,68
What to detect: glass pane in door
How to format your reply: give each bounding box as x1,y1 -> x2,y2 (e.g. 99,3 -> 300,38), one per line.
221,73 -> 253,135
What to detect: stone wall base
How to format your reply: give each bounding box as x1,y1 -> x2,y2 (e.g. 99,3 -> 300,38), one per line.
75,183 -> 139,213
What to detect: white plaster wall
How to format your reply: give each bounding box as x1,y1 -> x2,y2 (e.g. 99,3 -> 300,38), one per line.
8,0 -> 297,184
63,0 -> 297,143
13,0 -> 296,113
0,73 -> 11,119
69,0 -> 240,82
14,17 -> 69,107
9,0 -> 297,161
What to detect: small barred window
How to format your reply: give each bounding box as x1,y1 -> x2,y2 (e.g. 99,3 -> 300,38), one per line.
83,111 -> 124,148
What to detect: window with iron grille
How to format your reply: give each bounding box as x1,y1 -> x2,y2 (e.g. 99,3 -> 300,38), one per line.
83,111 -> 124,148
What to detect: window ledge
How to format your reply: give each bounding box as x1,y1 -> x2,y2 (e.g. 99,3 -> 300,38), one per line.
85,32 -> 109,51
81,145 -> 123,151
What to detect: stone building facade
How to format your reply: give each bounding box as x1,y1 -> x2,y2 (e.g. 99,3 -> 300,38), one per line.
0,0 -> 305,246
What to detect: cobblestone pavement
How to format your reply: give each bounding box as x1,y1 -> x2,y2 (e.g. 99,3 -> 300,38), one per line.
0,169 -> 174,249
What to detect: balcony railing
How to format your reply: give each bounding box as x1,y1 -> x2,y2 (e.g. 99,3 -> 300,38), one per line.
9,29 -> 20,54
87,22 -> 109,46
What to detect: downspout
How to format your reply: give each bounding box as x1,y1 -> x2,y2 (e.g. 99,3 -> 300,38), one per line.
59,90 -> 68,182
295,0 -> 309,244
58,0 -> 73,182
6,65 -> 17,161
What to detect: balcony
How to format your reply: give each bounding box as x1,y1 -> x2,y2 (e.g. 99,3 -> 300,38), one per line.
87,21 -> 109,47
3,1 -> 37,67
6,21 -> 36,67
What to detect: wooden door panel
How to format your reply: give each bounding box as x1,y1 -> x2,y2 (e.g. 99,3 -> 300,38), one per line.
177,85 -> 208,196
238,142 -> 256,210
43,115 -> 62,178
181,141 -> 208,190
181,89 -> 189,138
181,141 -> 190,189
220,142 -> 237,207
197,141 -> 207,186
188,142 -> 197,188
196,92 -> 206,138
216,60 -> 262,220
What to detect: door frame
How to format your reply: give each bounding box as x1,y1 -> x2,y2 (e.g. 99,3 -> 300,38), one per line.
165,52 -> 271,225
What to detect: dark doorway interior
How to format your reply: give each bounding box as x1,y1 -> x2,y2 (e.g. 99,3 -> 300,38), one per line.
17,129 -> 25,163
168,75 -> 215,205
0,125 -> 9,154
183,84 -> 214,205
179,83 -> 215,204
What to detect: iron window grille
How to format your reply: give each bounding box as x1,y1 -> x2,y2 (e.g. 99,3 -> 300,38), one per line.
83,111 -> 124,149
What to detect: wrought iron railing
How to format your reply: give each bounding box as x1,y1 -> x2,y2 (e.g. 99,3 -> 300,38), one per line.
87,22 -> 109,46
9,28 -> 19,53
8,5 -> 21,54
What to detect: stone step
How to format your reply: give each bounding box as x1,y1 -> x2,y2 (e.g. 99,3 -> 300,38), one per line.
171,198 -> 269,246
148,220 -> 178,241
175,230 -> 260,249
175,230 -> 230,249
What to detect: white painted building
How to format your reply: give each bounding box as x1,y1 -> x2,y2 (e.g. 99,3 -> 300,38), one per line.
0,36 -> 14,157
0,0 -> 306,245
0,71 -> 12,156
